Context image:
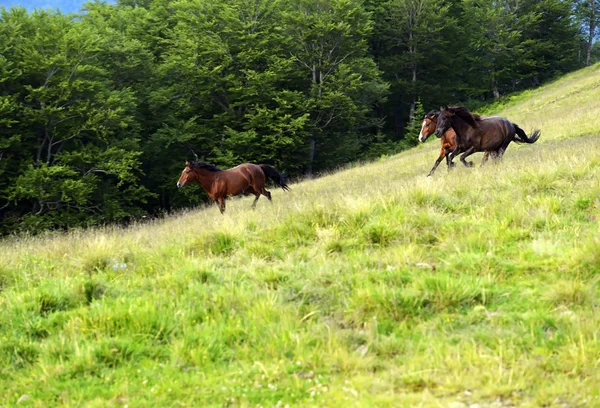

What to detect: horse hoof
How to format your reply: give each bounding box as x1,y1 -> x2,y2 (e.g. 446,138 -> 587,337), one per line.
468,161 -> 474,167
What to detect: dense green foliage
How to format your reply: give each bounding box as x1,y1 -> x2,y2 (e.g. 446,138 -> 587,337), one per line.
0,0 -> 594,233
1,63 -> 599,406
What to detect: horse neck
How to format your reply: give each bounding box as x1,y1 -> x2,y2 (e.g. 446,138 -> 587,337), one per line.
192,168 -> 219,192
451,115 -> 475,141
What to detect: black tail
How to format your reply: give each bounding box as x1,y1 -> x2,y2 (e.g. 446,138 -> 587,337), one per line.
259,164 -> 290,191
513,124 -> 541,144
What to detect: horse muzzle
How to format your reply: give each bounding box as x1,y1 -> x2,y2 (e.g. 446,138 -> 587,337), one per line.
418,132 -> 427,143
434,129 -> 444,138
177,182 -> 184,188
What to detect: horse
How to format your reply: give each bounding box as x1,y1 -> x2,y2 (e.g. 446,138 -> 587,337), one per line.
177,161 -> 290,214
419,110 -> 494,177
434,106 -> 540,168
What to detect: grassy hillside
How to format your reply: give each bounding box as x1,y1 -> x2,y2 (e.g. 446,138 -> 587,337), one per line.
1,64 -> 600,407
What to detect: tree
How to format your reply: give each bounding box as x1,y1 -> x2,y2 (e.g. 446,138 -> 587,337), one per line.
575,0 -> 600,66
142,0 -> 311,208
591,40 -> 600,64
461,0 -> 525,99
403,98 -> 425,145
367,0 -> 456,137
0,8 -> 151,232
282,0 -> 388,173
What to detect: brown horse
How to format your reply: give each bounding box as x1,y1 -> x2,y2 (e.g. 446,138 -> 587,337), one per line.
434,106 -> 540,168
177,161 -> 290,214
419,110 -> 493,176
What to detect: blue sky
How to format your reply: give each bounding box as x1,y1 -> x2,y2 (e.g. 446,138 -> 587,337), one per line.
0,0 -> 115,13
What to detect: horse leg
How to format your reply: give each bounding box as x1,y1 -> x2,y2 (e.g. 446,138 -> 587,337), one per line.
459,147 -> 476,167
251,194 -> 260,209
251,178 -> 272,205
481,151 -> 490,166
244,186 -> 259,209
262,189 -> 272,203
427,157 -> 443,177
448,148 -> 461,168
462,149 -> 475,167
489,151 -> 501,162
217,198 -> 226,214
427,149 -> 446,177
494,149 -> 506,162
496,140 -> 512,160
448,147 -> 462,169
445,148 -> 454,168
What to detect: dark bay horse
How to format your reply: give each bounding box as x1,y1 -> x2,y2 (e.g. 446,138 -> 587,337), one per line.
419,111 -> 490,176
434,106 -> 540,168
177,161 -> 290,214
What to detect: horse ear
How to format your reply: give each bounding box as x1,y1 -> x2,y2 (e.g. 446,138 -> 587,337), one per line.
185,160 -> 191,166
440,105 -> 448,111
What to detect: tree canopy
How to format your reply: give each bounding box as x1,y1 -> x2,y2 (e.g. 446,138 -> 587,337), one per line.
0,0 -> 592,234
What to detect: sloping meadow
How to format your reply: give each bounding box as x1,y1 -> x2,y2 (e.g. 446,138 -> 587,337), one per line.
1,65 -> 600,406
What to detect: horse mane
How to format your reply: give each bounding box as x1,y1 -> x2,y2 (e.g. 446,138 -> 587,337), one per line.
188,161 -> 221,172
448,106 -> 482,128
425,110 -> 439,119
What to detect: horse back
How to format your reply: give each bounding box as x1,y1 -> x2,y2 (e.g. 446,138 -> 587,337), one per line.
477,117 -> 515,150
479,116 -> 513,130
223,163 -> 265,194
238,163 -> 265,180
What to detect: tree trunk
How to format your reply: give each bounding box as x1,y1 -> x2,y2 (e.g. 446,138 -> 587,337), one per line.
307,132 -> 316,176
409,46 -> 417,125
586,0 -> 596,66
305,65 -> 321,176
408,14 -> 417,135
492,68 -> 500,99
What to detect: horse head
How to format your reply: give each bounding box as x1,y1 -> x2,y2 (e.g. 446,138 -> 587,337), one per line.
418,111 -> 439,142
435,106 -> 454,138
176,161 -> 195,188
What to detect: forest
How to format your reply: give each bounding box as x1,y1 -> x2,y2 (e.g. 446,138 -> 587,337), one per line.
0,0 -> 598,234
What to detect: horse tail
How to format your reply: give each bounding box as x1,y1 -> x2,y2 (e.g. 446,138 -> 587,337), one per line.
259,164 -> 290,191
513,124 -> 541,144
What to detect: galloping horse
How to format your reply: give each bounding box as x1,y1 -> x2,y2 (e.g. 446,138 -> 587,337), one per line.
434,106 -> 540,168
419,110 -> 493,176
177,161 -> 290,214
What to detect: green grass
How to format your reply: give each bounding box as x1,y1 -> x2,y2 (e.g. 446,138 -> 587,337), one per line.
1,64 -> 600,407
